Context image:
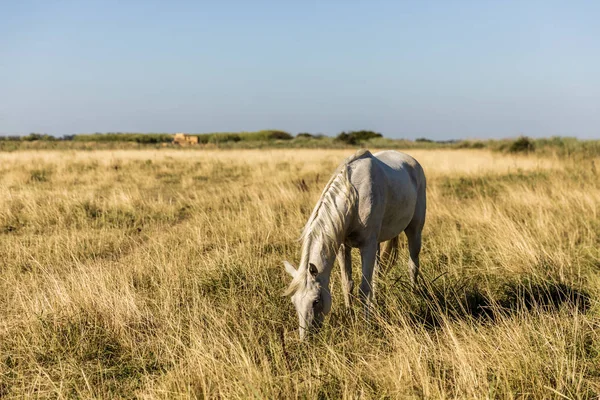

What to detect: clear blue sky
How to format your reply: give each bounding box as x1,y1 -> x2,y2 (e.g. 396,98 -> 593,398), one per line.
1,0 -> 599,139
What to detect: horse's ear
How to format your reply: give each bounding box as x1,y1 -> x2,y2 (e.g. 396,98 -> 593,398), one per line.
284,261 -> 298,278
309,263 -> 318,277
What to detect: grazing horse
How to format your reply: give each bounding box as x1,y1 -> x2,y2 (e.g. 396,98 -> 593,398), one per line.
283,149 -> 426,340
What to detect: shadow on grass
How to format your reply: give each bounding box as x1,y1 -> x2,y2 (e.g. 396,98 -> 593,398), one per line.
396,274 -> 591,329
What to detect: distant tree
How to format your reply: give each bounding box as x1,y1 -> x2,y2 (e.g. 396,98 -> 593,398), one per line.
209,133 -> 241,143
415,137 -> 433,143
134,134 -> 173,144
296,133 -> 314,139
509,136 -> 535,153
21,133 -> 42,141
264,130 -> 293,140
21,133 -> 55,141
335,130 -> 382,145
336,131 -> 354,144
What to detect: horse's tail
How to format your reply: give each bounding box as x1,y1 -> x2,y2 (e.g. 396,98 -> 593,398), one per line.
379,235 -> 400,274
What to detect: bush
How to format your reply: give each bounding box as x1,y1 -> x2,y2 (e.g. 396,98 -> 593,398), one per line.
456,140 -> 487,149
296,133 -> 314,139
335,132 -> 353,144
209,133 -> 241,143
509,136 -> 535,153
238,130 -> 293,141
72,133 -> 172,143
133,134 -> 173,144
533,136 -> 600,158
335,130 -> 383,145
196,130 -> 292,144
21,133 -> 56,141
196,134 -> 210,144
264,130 -> 293,140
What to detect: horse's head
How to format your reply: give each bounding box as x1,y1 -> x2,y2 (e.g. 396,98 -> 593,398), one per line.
283,261 -> 332,340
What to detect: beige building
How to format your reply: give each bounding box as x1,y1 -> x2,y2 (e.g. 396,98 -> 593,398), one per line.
173,133 -> 199,145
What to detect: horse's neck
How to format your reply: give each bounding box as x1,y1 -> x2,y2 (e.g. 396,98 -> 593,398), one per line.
304,199 -> 355,280
301,167 -> 357,279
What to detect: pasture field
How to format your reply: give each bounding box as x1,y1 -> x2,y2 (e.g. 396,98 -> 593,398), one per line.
0,148 -> 599,399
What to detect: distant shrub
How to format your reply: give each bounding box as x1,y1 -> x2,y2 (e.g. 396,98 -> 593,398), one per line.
471,141 -> 486,149
436,139 -> 459,145
196,134 -> 210,144
0,136 -> 20,141
209,133 -> 241,143
509,136 -> 535,153
195,133 -> 232,144
21,133 -> 55,141
416,137 -> 433,143
196,130 -> 292,144
533,136 -> 600,158
72,133 -> 172,143
264,130 -> 293,140
296,133 -> 314,139
133,134 -> 173,144
335,130 -> 383,145
335,132 -> 352,144
239,130 -> 293,141
456,140 -> 487,149
367,137 -> 414,148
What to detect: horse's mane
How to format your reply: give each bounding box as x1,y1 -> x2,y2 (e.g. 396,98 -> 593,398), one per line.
284,150 -> 370,296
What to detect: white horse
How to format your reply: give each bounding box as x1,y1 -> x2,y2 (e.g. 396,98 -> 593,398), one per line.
283,149 -> 426,340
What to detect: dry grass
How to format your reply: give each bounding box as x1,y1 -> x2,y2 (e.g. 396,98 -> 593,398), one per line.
0,149 -> 599,399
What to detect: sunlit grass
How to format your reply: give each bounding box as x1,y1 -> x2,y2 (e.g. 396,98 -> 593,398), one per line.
0,149 -> 599,398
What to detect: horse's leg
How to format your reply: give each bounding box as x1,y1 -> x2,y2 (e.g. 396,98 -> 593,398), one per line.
405,222 -> 423,287
372,246 -> 381,304
406,179 -> 427,287
337,244 -> 353,308
358,240 -> 378,318
374,235 -> 400,302
380,235 -> 400,274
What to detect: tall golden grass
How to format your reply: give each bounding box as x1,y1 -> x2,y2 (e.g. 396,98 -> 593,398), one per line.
0,149 -> 598,398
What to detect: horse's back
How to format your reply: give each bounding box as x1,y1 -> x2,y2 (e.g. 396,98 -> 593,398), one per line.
346,150 -> 426,243
372,150 -> 425,189
373,149 -> 426,212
